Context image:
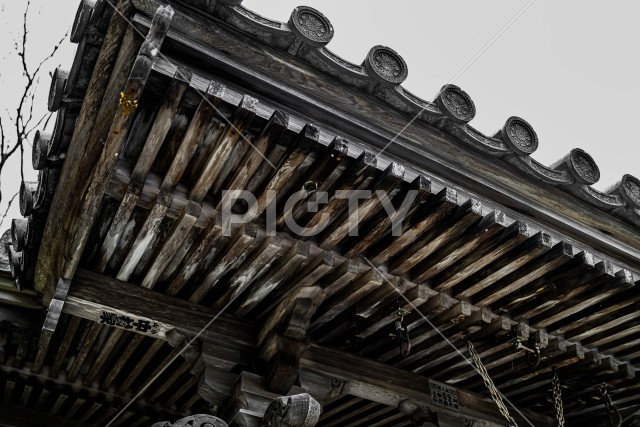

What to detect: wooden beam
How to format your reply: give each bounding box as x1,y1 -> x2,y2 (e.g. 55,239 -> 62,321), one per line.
0,402 -> 91,427
391,198 -> 483,275
132,0 -> 640,273
62,5 -> 174,287
369,188 -> 457,265
32,278 -> 70,374
259,286 -> 325,393
472,241 -> 574,307
343,174 -> 430,258
188,95 -> 258,203
300,344 -> 553,426
57,268 -> 632,424
255,124 -> 320,217
223,371 -> 308,426
35,0 -> 137,298
318,162 -> 405,251
0,361 -> 182,421
140,200 -> 201,289
213,235 -> 282,310
96,67 -> 192,272
236,241 -> 310,316
102,333 -> 144,389
452,231 -> 552,300
277,137 -> 350,230
64,269 -> 254,351
188,224 -> 260,304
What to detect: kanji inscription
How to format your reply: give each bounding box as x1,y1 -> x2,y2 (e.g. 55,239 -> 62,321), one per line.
429,380 -> 459,411
99,311 -> 160,334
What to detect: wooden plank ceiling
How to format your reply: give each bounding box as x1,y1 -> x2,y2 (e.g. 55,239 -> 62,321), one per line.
2,0 -> 640,426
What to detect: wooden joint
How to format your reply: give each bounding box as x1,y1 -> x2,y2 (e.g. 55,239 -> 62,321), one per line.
262,393 -> 321,427
151,414 -> 227,427
258,285 -> 324,394
126,179 -> 144,196
165,329 -> 204,376
260,334 -> 308,394
259,286 -> 325,346
43,278 -> 71,333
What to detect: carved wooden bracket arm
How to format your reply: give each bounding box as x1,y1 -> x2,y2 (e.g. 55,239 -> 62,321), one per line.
151,414 -> 228,427
223,372 -> 321,427
258,286 -> 325,394
261,393 -> 321,427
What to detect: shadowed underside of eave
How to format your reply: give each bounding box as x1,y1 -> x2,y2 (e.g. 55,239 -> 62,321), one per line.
3,1 -> 640,426
33,61 -> 640,422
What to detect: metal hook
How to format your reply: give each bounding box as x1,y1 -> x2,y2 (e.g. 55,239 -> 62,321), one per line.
599,384 -> 622,427
513,337 -> 541,367
394,309 -> 411,357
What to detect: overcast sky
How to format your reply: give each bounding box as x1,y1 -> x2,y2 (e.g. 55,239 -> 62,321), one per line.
1,0 -> 639,223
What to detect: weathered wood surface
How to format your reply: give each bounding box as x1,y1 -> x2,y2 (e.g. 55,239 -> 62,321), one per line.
300,344 -> 552,426
224,371 -> 309,426
259,285 -> 324,393
54,263 -> 636,423
31,278 -> 71,374
96,68 -> 192,271
0,322 -> 201,424
187,224 -> 261,304
236,241 -> 309,316
35,0 -> 138,298
189,95 -> 258,203
11,2 -> 640,426
62,5 -> 174,288
96,103 -> 640,407
65,268 -> 254,349
130,1 -> 640,273
0,403 -> 92,427
140,200 -> 201,289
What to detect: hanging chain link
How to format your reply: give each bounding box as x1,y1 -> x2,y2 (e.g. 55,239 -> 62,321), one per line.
599,385 -> 622,427
466,339 -> 517,427
551,370 -> 565,427
395,309 -> 411,357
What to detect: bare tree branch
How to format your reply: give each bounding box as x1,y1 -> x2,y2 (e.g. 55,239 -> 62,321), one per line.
0,116 -> 5,157
26,111 -> 53,137
0,0 -> 67,211
0,191 -> 18,229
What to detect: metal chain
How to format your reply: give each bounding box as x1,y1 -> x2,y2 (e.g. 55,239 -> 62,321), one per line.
466,339 -> 517,426
552,370 -> 565,427
395,310 -> 411,357
599,385 -> 622,427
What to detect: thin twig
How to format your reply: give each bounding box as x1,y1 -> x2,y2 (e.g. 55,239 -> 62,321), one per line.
0,1 -> 67,208
0,191 -> 19,229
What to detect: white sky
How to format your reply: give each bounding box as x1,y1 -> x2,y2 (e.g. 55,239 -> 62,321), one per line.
1,0 -> 639,225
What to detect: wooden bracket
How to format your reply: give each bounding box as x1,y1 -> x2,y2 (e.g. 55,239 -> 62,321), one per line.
151,414 -> 228,427
223,372 -> 309,427
32,278 -> 70,373
398,399 -> 439,426
51,3 -> 175,300
260,335 -> 308,395
298,370 -> 351,406
261,393 -> 321,427
258,286 -> 325,394
165,329 -> 204,376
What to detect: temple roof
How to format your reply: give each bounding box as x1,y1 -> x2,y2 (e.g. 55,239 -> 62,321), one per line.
170,0 -> 640,229
1,1 -> 640,426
